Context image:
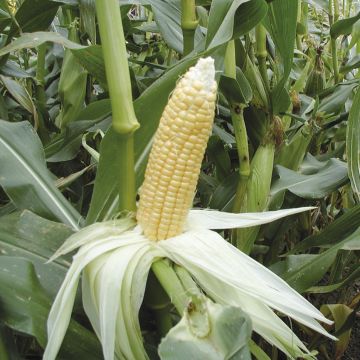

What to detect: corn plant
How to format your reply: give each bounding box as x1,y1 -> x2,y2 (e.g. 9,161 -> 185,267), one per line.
0,0 -> 359,359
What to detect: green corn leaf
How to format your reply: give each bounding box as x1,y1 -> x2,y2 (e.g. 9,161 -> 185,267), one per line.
0,256 -> 102,360
9,0 -> 59,37
0,211 -> 73,298
207,136 -> 231,182
0,120 -> 82,230
264,0 -> 298,114
206,0 -> 267,50
281,228 -> 360,293
79,0 -> 96,43
288,205 -> 360,254
330,11 -> 360,39
71,45 -> 107,89
209,172 -> 239,211
0,75 -> 38,125
0,31 -> 84,57
346,86 -> 360,202
145,0 -> 203,54
340,54 -> 360,73
219,72 -> 252,105
308,266 -> 360,294
318,83 -> 358,115
0,0 -> 11,32
271,155 -> 348,200
56,24 -> 87,129
321,304 -> 354,359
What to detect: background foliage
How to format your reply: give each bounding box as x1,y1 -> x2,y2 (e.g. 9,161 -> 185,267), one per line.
0,0 -> 359,359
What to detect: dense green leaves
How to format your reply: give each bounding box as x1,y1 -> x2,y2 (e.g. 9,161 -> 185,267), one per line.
0,1 -> 359,358
265,0 -> 298,79
0,256 -> 102,359
319,83 -> 358,115
0,31 -> 84,57
0,211 -> 73,297
0,120 -> 82,229
219,72 -> 252,104
264,0 -> 298,114
206,0 -> 267,50
289,205 -> 360,254
346,86 -> 360,202
0,75 -> 38,124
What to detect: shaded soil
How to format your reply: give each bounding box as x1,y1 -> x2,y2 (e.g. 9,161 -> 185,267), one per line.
344,314 -> 360,360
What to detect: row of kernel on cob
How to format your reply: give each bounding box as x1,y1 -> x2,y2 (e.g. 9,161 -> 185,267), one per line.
137,57 -> 217,240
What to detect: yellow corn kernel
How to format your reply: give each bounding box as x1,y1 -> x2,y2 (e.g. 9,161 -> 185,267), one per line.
137,58 -> 217,241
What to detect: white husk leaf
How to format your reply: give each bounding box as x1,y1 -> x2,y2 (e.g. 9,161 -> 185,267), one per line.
45,208 -> 334,359
44,226 -> 161,360
186,207 -> 316,230
48,217 -> 135,262
158,229 -> 335,356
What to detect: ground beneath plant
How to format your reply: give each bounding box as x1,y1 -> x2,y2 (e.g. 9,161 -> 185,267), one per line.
344,312 -> 360,360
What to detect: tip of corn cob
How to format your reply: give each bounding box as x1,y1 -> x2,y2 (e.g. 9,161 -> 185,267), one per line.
184,57 -> 216,92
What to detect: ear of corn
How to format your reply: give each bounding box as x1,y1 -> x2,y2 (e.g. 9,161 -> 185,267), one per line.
236,141 -> 275,253
137,58 -> 217,241
305,53 -> 326,97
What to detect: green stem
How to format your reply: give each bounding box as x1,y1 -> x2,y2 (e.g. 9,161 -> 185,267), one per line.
144,269 -> 173,337
154,307 -> 173,337
181,0 -> 198,56
224,41 -> 250,213
36,44 -> 46,93
346,0 -> 353,18
296,35 -> 302,51
334,0 -> 340,21
224,41 -> 250,243
36,43 -> 46,113
145,10 -> 153,41
117,136 -> 137,212
174,265 -> 202,296
224,40 -> 236,78
255,24 -> 270,92
151,260 -> 188,314
35,43 -> 50,142
331,39 -> 339,83
301,2 -> 309,35
95,0 -> 139,212
231,106 -> 250,213
329,0 -> 340,83
166,48 -> 174,67
95,0 -> 139,134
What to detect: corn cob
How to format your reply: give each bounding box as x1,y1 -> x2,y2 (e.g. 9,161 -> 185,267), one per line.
304,53 -> 325,97
137,58 -> 217,241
